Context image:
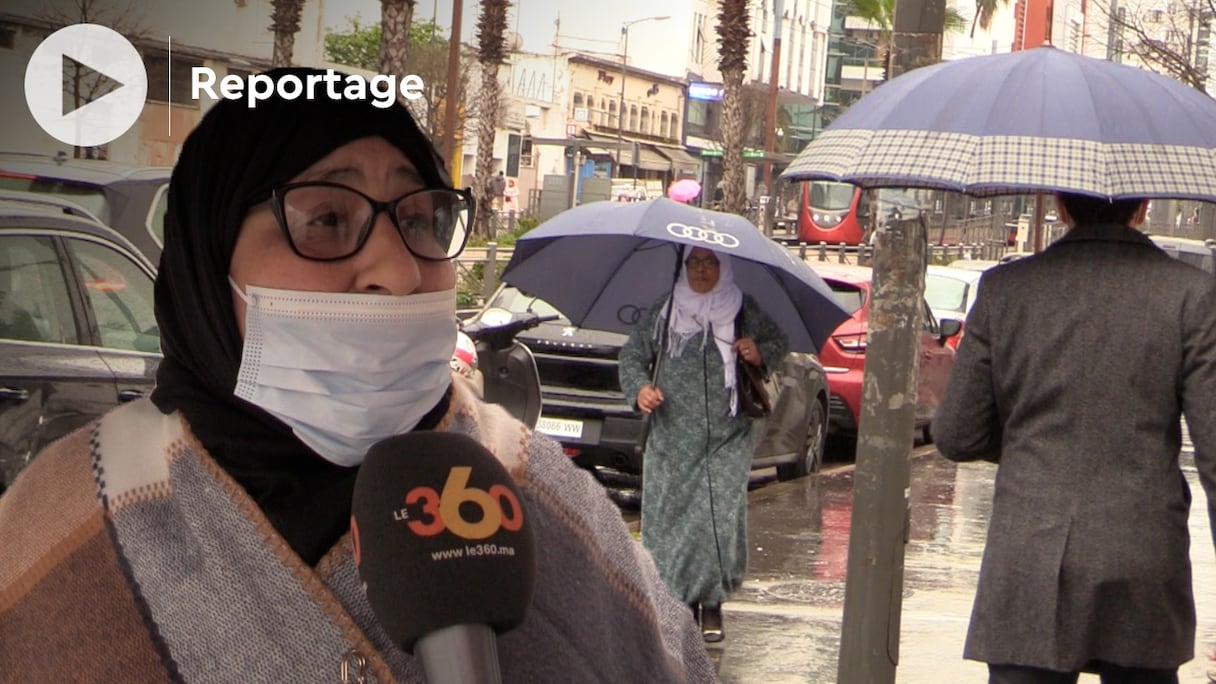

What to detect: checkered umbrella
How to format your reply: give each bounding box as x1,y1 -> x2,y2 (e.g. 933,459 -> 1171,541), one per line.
782,46 -> 1216,201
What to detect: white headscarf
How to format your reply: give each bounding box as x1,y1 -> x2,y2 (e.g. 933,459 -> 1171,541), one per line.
654,250 -> 745,412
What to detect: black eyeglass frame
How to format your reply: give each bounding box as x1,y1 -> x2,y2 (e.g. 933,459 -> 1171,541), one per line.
265,181 -> 476,263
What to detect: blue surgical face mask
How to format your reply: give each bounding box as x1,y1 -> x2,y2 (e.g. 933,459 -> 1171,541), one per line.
230,279 -> 458,466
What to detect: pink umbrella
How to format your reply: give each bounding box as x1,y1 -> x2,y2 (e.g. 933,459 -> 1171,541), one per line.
667,178 -> 702,204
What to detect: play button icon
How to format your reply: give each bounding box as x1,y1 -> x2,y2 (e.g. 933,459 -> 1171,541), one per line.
25,24 -> 148,148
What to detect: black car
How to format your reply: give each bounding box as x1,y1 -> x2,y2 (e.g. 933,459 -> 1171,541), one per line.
0,152 -> 172,263
0,197 -> 160,492
468,286 -> 831,483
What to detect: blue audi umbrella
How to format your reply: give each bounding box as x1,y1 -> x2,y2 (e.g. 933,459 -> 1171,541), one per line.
782,45 -> 1216,201
500,198 -> 849,354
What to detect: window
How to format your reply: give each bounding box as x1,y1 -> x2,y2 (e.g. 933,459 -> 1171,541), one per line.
669,111 -> 679,139
144,52 -> 203,106
609,100 -> 618,127
660,112 -> 669,138
520,136 -> 535,167
641,106 -> 650,134
506,133 -> 522,176
921,301 -> 940,334
147,184 -> 169,247
630,105 -> 638,131
0,235 -> 76,344
67,239 -> 159,353
0,23 -> 16,49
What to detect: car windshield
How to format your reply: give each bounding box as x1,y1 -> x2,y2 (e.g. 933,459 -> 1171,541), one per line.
826,280 -> 865,314
924,274 -> 968,313
490,287 -> 567,320
809,181 -> 855,211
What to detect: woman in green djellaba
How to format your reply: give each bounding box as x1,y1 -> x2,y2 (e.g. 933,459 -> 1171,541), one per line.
619,246 -> 788,643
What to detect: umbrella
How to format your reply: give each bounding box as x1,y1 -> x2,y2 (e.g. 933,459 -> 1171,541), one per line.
782,45 -> 1216,202
668,178 -> 702,204
500,197 -> 849,354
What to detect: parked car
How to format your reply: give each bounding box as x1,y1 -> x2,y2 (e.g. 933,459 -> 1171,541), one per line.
0,197 -> 160,492
924,264 -> 985,349
465,285 -> 832,482
805,262 -> 960,444
1148,234 -> 1215,275
0,152 -> 172,262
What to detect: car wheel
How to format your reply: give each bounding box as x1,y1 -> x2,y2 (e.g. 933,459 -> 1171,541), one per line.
776,396 -> 827,481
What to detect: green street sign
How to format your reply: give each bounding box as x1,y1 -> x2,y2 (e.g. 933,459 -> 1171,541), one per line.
700,148 -> 765,159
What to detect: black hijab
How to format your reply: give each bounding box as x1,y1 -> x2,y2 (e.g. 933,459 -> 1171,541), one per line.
151,68 -> 452,565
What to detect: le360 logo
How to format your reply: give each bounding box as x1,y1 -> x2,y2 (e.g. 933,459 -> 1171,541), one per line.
396,466 -> 523,540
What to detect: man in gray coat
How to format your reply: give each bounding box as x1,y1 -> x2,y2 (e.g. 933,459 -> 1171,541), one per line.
933,192 -> 1216,683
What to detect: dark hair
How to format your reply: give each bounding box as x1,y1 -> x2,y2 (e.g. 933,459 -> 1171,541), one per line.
1055,192 -> 1145,225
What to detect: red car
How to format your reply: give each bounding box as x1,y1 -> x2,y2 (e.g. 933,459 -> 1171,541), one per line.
805,262 -> 961,445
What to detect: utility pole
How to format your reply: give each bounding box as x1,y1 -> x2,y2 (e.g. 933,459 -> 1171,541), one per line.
616,16 -> 670,184
441,0 -> 464,180
761,0 -> 784,237
835,0 -> 945,681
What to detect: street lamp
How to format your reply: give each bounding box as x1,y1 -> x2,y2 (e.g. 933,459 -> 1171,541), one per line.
616,15 -> 670,179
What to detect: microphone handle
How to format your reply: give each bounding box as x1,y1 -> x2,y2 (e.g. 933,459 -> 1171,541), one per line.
415,623 -> 502,684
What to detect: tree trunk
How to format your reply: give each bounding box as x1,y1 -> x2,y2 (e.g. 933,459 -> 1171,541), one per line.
378,0 -> 415,81
270,0 -> 304,68
720,66 -> 747,216
474,62 -> 501,237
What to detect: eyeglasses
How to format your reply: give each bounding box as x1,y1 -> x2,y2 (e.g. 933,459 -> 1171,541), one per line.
266,182 -> 474,262
685,256 -> 720,271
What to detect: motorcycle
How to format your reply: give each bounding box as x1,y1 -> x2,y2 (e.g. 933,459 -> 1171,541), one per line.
457,309 -> 557,429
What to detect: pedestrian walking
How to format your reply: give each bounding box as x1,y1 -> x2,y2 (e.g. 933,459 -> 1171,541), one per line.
618,247 -> 789,643
933,191 -> 1216,683
0,66 -> 716,682
503,177 -> 520,213
490,170 -> 507,212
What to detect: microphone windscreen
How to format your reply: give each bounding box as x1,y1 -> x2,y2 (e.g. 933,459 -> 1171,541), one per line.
351,431 -> 537,652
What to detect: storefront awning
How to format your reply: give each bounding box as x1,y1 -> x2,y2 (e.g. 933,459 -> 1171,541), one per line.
654,146 -> 702,175
634,145 -> 670,172
584,134 -> 671,172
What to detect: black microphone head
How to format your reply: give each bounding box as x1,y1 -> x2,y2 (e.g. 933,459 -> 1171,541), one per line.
351,431 -> 537,653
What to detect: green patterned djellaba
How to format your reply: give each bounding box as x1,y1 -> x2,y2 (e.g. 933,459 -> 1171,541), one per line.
619,294 -> 788,606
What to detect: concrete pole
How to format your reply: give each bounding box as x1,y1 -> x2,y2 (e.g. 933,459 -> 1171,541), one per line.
616,24 -> 628,177
762,0 -> 784,194
836,0 -> 943,680
836,218 -> 924,684
441,0 -> 464,176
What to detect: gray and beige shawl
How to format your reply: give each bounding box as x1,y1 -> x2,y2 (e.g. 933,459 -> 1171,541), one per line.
0,379 -> 716,682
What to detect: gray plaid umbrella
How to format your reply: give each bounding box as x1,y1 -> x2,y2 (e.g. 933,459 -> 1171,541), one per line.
782,46 -> 1216,201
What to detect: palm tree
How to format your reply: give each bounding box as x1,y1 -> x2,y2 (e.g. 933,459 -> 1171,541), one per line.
269,0 -> 305,67
378,0 -> 417,80
971,0 -> 1011,37
716,0 -> 750,216
846,0 -> 968,80
474,0 -> 511,237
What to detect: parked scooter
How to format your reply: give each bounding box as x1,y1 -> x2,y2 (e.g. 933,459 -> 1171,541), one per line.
458,309 -> 557,429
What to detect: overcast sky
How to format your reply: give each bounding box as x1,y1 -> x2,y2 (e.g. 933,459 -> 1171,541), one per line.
322,0 -> 678,66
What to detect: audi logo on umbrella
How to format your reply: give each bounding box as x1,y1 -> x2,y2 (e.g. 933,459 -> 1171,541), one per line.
665,222 -> 741,249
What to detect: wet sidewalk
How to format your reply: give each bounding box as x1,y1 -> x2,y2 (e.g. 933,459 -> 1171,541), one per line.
708,445 -> 1216,683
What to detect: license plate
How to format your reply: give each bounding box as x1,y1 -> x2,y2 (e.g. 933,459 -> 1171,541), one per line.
536,417 -> 584,439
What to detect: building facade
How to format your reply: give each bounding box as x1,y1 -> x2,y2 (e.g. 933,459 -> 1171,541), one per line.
0,0 -> 333,166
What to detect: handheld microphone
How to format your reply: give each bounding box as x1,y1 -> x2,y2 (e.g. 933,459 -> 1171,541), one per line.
351,432 -> 537,684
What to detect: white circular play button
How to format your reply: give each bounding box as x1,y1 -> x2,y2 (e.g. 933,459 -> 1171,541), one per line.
24,23 -> 148,147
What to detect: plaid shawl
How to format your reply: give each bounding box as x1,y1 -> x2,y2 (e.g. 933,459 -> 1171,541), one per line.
0,379 -> 715,683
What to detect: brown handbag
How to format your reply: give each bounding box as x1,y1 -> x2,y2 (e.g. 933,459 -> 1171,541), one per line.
735,309 -> 772,419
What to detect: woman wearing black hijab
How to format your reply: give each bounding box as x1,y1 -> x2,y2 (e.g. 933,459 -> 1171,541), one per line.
0,69 -> 715,682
